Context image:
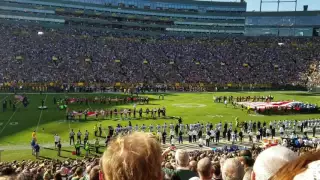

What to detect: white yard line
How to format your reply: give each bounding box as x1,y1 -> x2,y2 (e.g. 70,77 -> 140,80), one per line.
36,94 -> 48,132
0,104 -> 21,135
63,94 -> 72,132
68,118 -> 72,131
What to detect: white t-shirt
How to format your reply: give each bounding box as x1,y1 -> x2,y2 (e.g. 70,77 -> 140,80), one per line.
280,127 -> 284,133
210,130 -> 215,137
77,132 -> 82,137
206,135 -> 210,140
192,130 -> 197,136
54,135 -> 60,142
170,130 -> 175,136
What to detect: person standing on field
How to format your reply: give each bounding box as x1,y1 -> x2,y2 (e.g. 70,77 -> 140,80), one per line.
57,141 -> 61,156
77,130 -> 82,144
34,143 -> 40,159
54,134 -> 60,149
84,130 -> 89,145
69,129 -> 75,145
95,138 -> 99,153
99,124 -> 102,137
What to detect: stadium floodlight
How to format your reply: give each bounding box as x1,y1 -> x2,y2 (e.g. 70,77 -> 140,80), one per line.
38,31 -> 44,35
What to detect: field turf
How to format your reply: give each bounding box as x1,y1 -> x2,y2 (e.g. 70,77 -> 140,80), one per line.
0,91 -> 319,161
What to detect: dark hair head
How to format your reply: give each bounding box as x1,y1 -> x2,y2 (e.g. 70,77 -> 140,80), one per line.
75,167 -> 83,176
239,150 -> 252,158
89,166 -> 100,180
54,172 -> 62,180
212,163 -> 221,177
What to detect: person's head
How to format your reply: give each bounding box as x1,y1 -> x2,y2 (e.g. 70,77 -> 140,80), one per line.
269,150 -> 320,180
101,132 -> 162,180
239,150 -> 252,158
252,145 -> 299,180
89,166 -> 100,180
75,167 -> 83,177
197,157 -> 213,180
54,172 -> 62,180
43,171 -> 51,180
239,156 -> 254,168
189,160 -> 197,173
175,149 -> 190,168
17,172 -> 33,180
219,156 -> 226,171
212,162 -> 221,179
222,158 -> 244,180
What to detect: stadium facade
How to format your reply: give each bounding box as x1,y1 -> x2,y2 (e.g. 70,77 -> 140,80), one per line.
0,0 -> 319,37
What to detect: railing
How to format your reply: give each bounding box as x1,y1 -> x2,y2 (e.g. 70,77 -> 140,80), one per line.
0,83 -> 307,93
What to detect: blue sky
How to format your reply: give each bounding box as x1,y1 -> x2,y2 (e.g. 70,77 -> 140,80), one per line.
199,0 -> 320,11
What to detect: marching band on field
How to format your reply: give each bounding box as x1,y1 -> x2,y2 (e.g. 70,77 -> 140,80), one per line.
106,118 -> 319,146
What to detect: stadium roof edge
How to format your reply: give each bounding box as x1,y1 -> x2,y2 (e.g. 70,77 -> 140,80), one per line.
245,11 -> 320,16
148,0 -> 247,7
5,0 -> 246,19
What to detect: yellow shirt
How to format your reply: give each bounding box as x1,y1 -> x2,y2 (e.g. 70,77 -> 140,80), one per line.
32,132 -> 36,138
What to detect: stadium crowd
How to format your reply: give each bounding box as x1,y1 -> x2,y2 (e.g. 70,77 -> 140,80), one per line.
0,23 -> 320,86
1,21 -> 320,180
1,132 -> 320,180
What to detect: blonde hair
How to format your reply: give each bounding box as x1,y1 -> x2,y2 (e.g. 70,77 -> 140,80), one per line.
222,158 -> 244,180
197,157 -> 213,178
175,150 -> 190,167
269,150 -> 320,180
102,132 -> 162,180
253,146 -> 298,180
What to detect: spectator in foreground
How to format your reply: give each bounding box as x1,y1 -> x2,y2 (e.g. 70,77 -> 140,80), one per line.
89,166 -> 100,180
189,157 -> 213,180
221,158 -> 244,180
101,132 -> 163,180
269,150 -> 320,180
54,172 -> 62,180
211,163 -> 222,180
16,172 -> 33,180
238,149 -> 254,180
171,149 -> 198,180
252,145 -> 299,180
239,156 -> 254,180
71,167 -> 84,180
189,160 -> 198,174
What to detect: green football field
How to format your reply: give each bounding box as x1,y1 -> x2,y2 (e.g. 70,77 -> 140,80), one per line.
0,91 -> 319,162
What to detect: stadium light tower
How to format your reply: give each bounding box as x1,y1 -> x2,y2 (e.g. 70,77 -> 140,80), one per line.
260,0 -> 297,12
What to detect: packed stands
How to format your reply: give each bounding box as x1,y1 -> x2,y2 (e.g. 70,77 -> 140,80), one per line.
0,23 -> 319,87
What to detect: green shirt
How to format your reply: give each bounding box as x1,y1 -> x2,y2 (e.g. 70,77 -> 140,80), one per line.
172,169 -> 198,180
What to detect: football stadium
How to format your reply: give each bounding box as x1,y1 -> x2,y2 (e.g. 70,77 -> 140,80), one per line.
0,0 -> 320,179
